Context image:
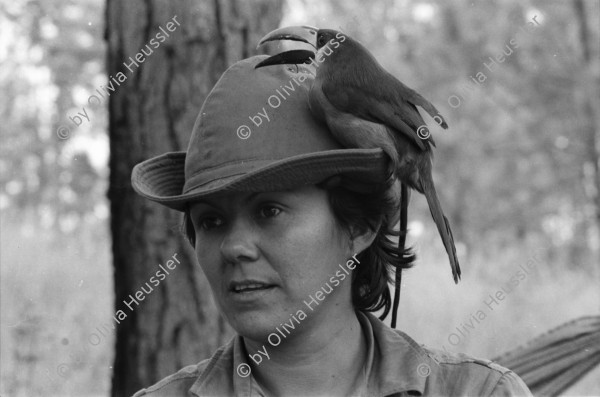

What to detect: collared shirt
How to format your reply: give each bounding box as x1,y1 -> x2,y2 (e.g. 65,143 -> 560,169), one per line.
133,312 -> 532,396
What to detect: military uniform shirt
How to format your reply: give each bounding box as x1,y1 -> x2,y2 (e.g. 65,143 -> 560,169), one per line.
133,311 -> 532,396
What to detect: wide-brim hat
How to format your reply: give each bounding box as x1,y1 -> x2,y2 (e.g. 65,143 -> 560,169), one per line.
131,55 -> 389,211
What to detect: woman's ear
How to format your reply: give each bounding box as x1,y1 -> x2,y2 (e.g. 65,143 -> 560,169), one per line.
349,222 -> 380,256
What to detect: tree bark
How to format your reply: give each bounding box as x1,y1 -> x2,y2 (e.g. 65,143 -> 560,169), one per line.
574,0 -> 600,259
105,1 -> 282,395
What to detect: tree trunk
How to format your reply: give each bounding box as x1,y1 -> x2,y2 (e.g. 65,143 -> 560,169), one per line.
105,1 -> 282,395
574,0 -> 600,261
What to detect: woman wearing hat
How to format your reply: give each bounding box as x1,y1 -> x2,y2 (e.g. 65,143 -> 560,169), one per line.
131,56 -> 531,396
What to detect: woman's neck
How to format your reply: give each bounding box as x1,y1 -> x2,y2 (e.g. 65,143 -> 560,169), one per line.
245,310 -> 367,396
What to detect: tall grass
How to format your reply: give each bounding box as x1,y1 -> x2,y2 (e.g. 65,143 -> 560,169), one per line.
394,232 -> 600,395
1,213 -> 113,397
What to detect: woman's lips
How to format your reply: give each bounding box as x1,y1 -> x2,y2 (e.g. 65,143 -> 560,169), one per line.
232,283 -> 272,292
228,280 -> 277,301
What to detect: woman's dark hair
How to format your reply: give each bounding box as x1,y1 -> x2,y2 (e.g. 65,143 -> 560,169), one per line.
181,175 -> 416,320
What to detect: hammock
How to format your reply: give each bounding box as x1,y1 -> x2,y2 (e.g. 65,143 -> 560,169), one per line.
493,316 -> 600,396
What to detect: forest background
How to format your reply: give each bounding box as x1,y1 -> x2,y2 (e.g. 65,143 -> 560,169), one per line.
1,0 -> 599,395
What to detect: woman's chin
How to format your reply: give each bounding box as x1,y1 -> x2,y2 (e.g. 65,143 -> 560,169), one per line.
226,311 -> 287,343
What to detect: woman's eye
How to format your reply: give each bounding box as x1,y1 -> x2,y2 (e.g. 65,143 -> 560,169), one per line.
258,205 -> 281,219
198,215 -> 223,230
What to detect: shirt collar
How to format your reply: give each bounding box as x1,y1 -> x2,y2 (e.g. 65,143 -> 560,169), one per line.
189,311 -> 433,396
189,335 -> 264,397
358,311 -> 431,396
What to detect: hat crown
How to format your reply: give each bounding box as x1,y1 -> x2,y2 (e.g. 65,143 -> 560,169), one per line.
183,56 -> 341,194
131,55 -> 387,211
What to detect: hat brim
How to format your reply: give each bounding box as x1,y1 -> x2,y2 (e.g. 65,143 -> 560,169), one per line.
131,148 -> 389,211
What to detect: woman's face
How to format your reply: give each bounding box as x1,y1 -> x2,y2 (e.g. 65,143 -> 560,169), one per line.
189,185 -> 356,342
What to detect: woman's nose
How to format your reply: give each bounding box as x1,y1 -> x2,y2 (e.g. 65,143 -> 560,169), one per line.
219,217 -> 259,264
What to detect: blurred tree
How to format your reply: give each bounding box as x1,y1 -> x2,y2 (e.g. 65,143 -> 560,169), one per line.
573,0 -> 600,265
0,0 -> 106,233
105,0 -> 282,395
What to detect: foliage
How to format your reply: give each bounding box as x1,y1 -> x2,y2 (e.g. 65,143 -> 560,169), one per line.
0,0 -> 107,232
